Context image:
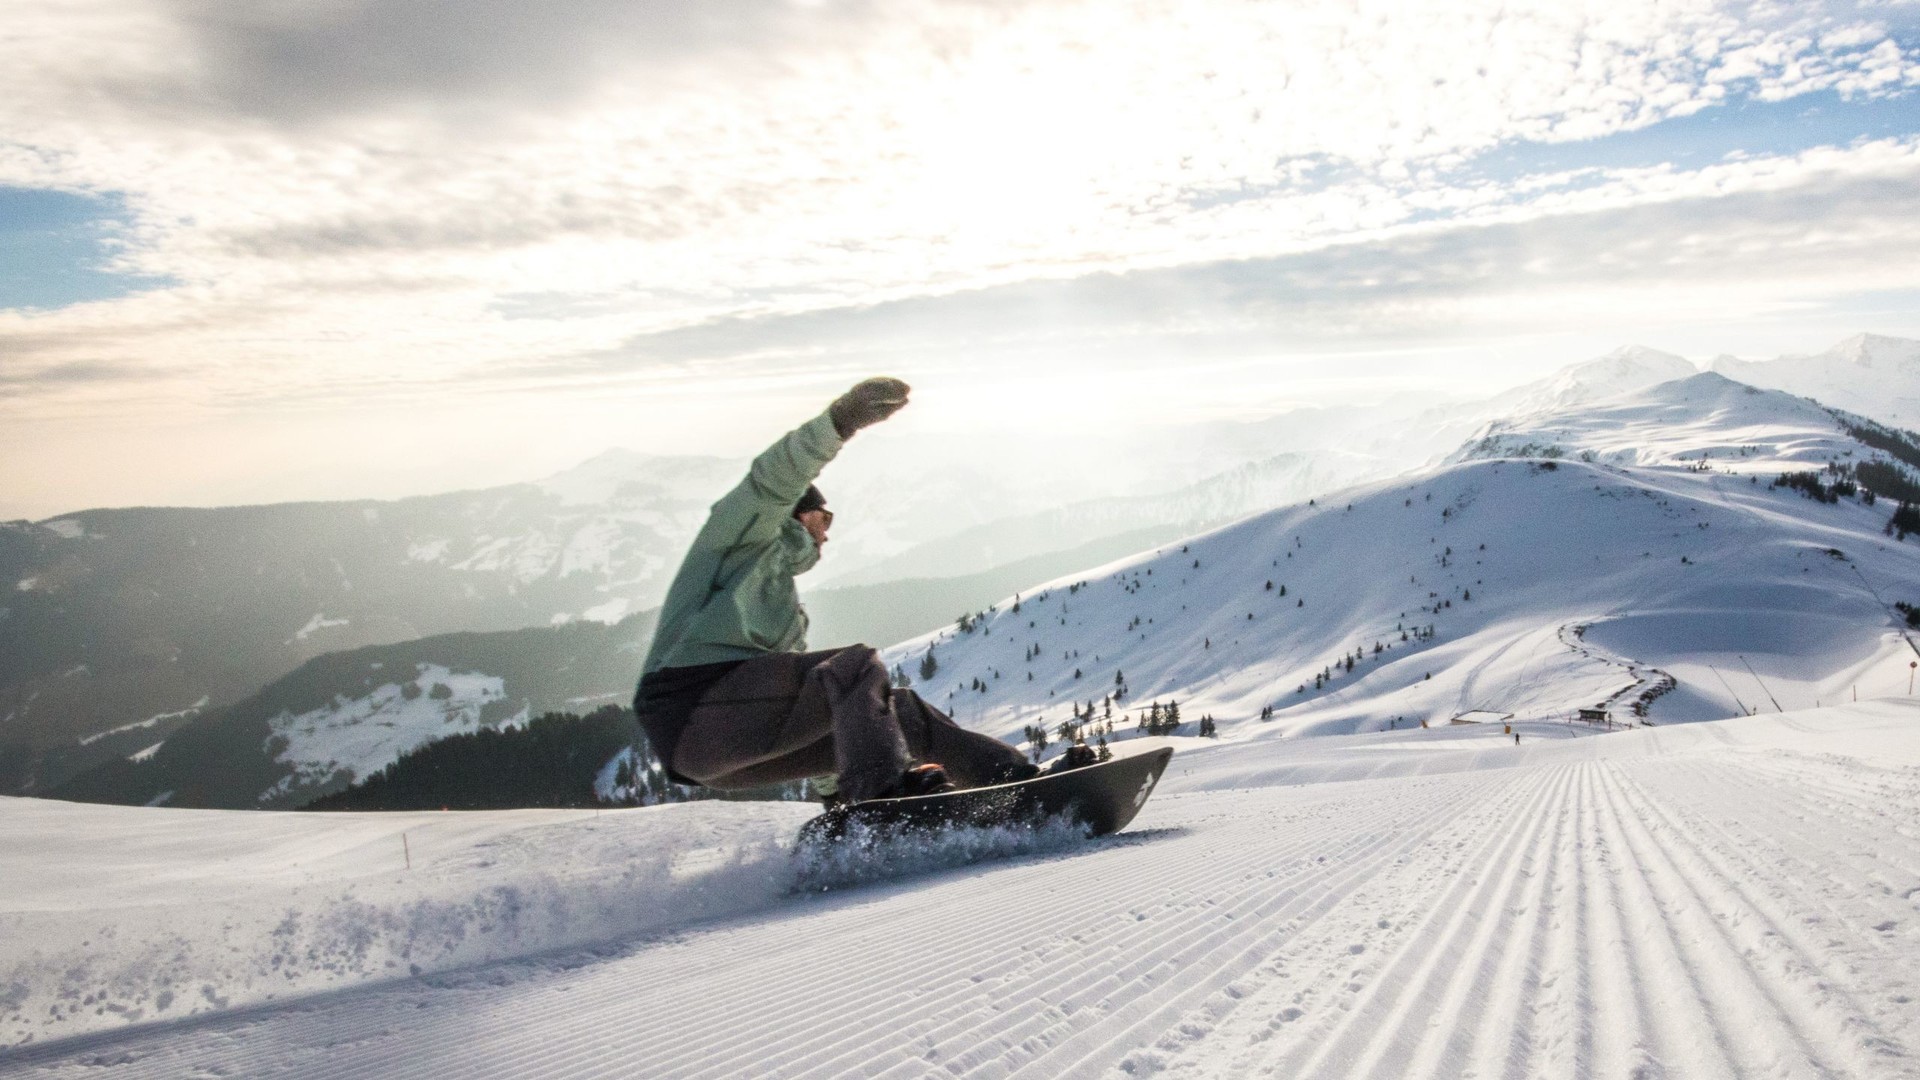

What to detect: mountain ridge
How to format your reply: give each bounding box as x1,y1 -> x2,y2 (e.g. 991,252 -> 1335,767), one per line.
877,372 -> 1920,757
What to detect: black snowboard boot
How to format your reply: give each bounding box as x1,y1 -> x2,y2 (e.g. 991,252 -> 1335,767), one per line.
877,762 -> 957,799
1048,742 -> 1098,774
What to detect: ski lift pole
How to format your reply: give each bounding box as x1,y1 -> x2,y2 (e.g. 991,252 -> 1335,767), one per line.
1850,564 -> 1920,660
1737,654 -> 1784,713
1706,664 -> 1752,716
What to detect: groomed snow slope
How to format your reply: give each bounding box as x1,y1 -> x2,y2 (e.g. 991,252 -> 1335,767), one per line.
3,702 -> 1918,1078
877,374 -> 1920,752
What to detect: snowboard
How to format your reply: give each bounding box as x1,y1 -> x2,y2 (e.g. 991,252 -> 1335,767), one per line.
795,746 -> 1174,846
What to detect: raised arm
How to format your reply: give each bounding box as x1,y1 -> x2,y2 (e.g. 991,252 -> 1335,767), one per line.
693,377 -> 911,551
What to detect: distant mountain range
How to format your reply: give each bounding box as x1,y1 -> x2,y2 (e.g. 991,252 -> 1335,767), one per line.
41,527 -> 1179,808
0,455 -> 740,794
15,333 -> 1918,807
1711,333 -> 1920,431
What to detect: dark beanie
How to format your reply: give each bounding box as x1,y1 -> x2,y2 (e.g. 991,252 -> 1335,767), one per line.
793,484 -> 827,516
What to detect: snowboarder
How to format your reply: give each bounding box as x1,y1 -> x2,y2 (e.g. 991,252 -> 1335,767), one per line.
632,378 -> 1038,807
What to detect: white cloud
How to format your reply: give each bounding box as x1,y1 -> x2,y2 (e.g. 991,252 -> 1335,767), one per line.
0,0 -> 1916,515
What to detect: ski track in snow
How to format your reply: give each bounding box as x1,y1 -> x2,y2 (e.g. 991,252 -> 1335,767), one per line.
4,708 -> 1919,1078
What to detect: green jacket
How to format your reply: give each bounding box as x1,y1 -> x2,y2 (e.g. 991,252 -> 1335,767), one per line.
641,411 -> 845,674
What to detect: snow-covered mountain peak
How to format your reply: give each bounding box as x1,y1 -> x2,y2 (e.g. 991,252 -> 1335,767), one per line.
1707,333 -> 1920,430
1459,371 -> 1851,471
1497,344 -> 1697,418
1818,332 -> 1920,372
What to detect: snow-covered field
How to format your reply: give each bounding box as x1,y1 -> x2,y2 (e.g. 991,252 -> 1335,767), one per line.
3,701 -> 1919,1078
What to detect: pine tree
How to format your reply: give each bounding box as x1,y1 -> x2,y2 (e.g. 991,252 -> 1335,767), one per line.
1023,723 -> 1051,756
1890,501 -> 1920,540
919,646 -> 939,681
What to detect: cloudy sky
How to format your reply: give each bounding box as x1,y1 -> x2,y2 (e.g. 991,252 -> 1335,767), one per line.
2,0 -> 1917,519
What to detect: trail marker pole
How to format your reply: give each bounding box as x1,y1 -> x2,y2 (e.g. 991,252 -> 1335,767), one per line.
402,832 -> 411,871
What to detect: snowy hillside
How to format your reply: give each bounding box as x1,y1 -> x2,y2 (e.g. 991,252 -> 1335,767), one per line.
4,700 -> 1918,1076
1712,333 -> 1920,431
879,373 -> 1920,758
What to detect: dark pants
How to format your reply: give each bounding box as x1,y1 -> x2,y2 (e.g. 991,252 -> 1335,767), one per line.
669,646 -> 1026,802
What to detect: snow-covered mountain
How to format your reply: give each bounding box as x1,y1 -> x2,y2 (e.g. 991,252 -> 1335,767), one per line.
47,614 -> 653,810
1456,369 -> 1844,468
0,454 -> 740,795
1711,332 -> 1920,430
1487,344 -> 1699,417
879,373 -> 1920,757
